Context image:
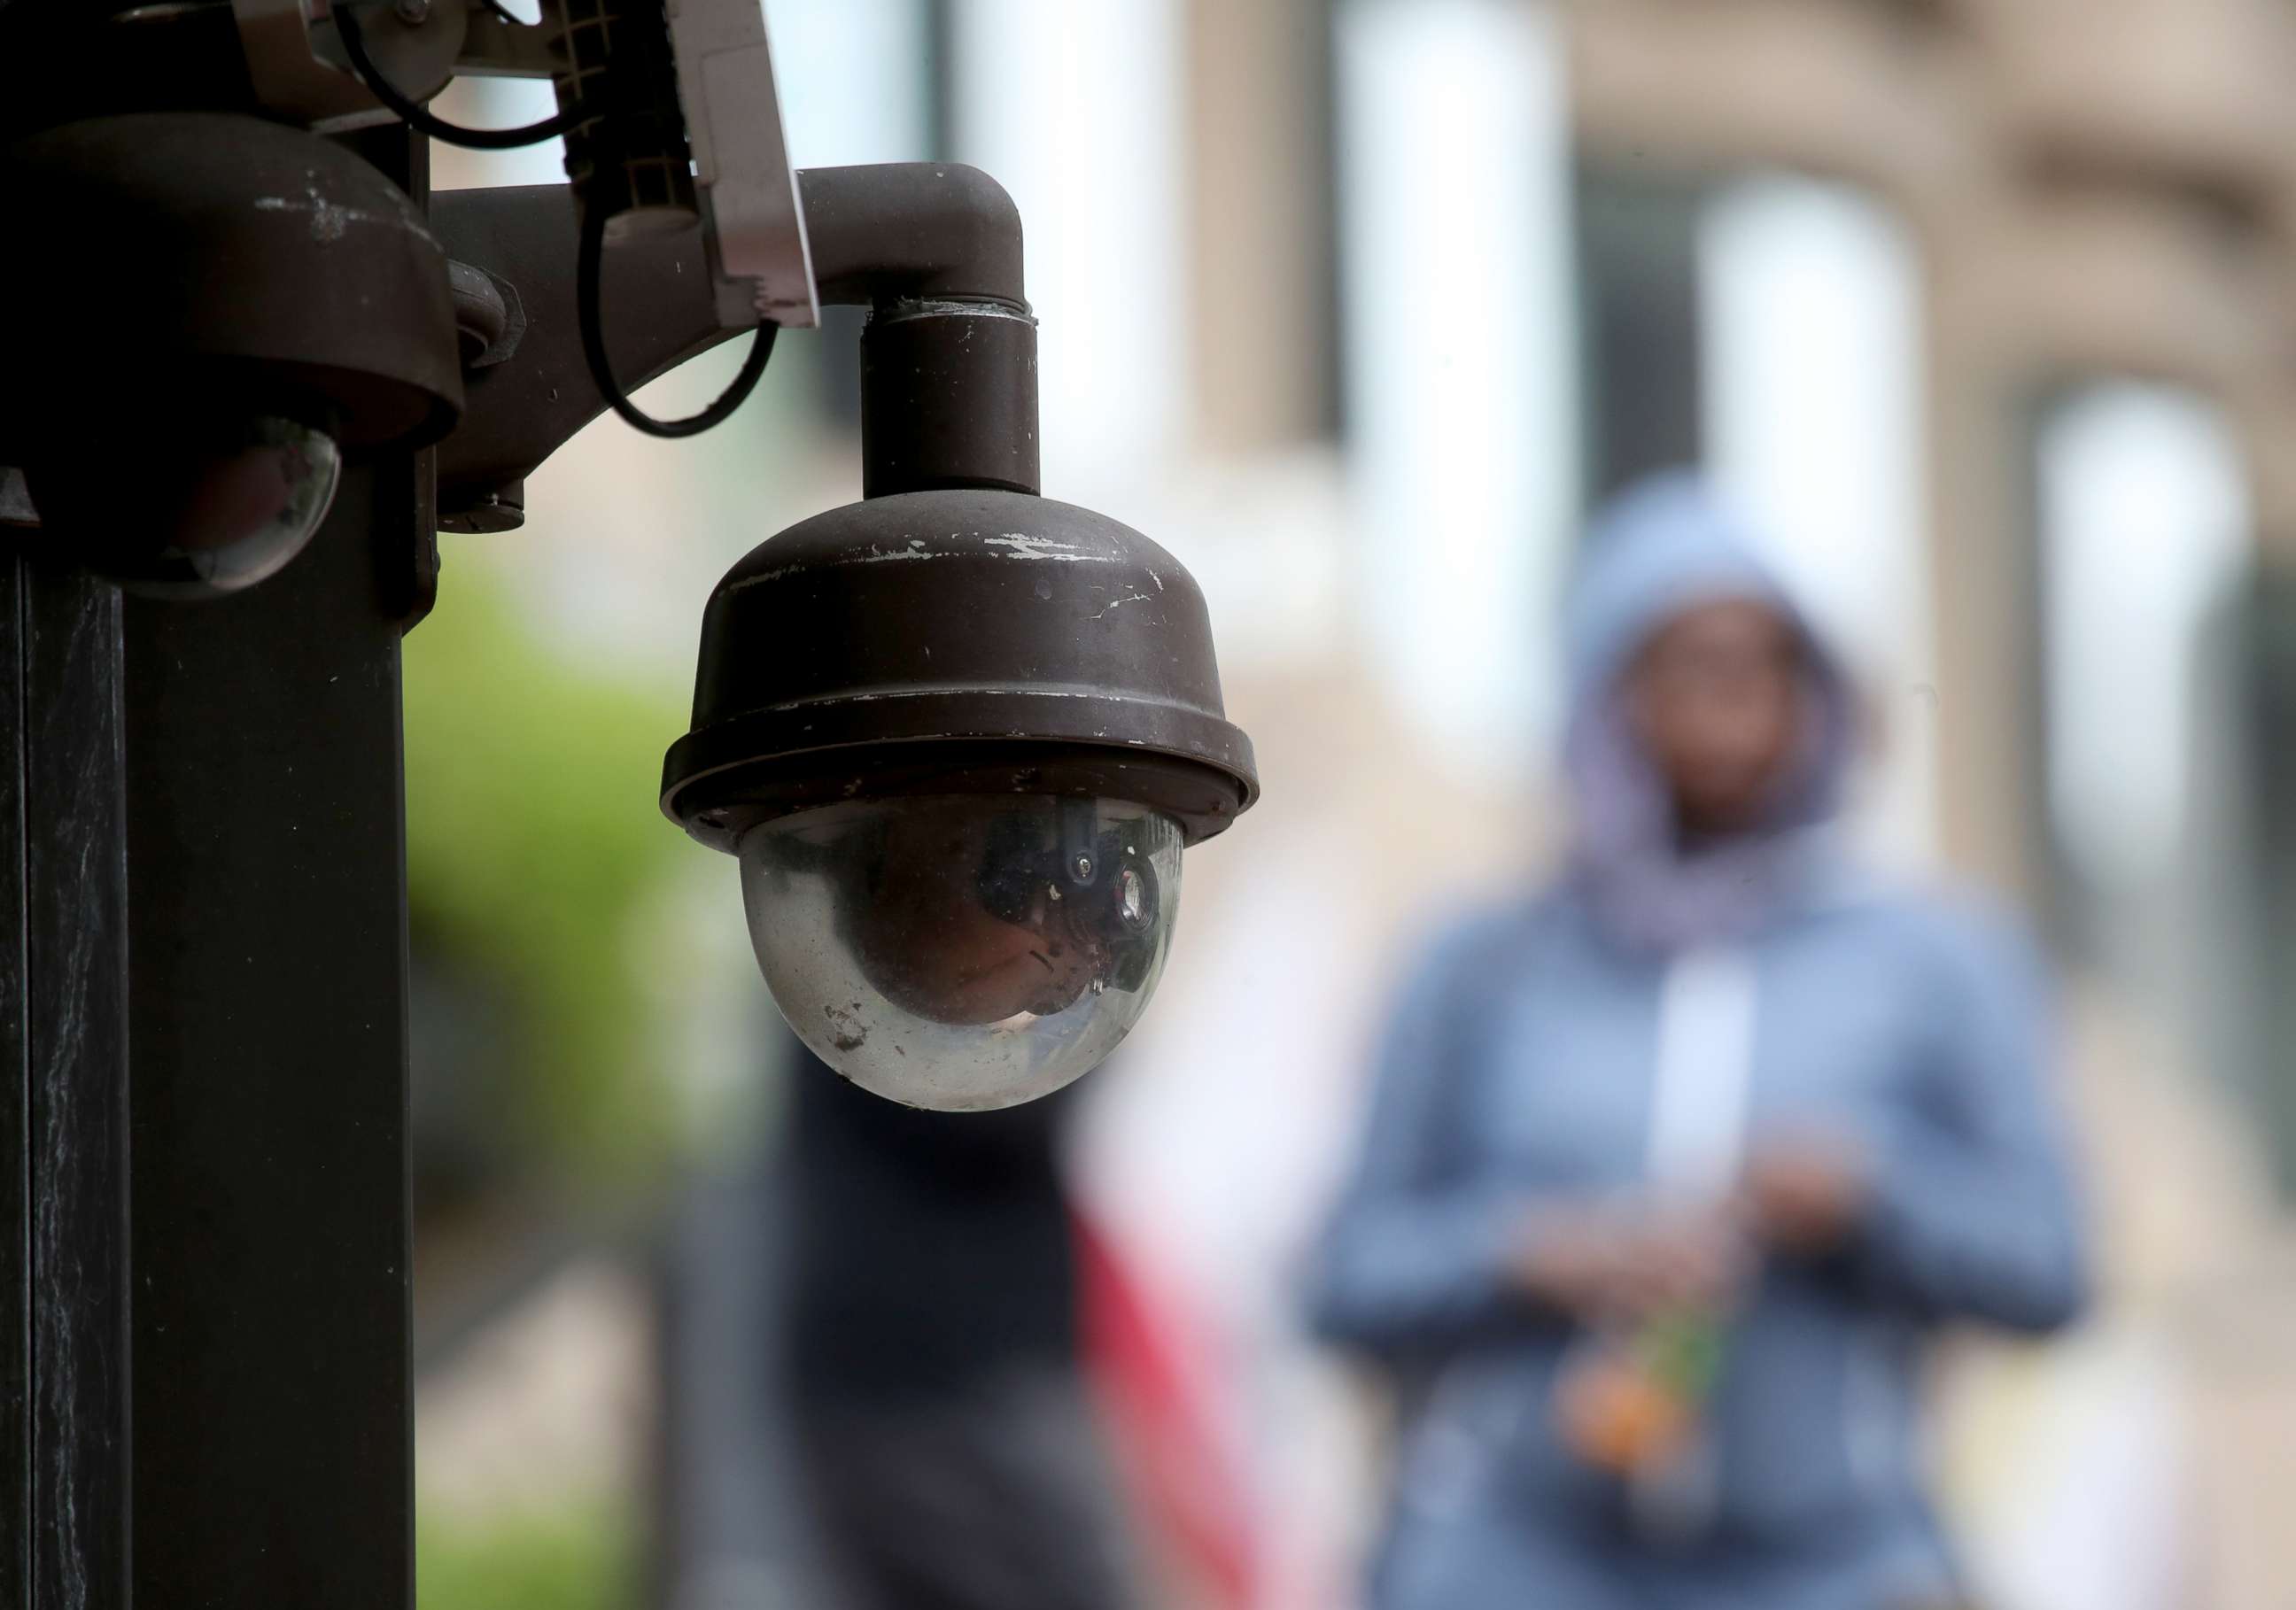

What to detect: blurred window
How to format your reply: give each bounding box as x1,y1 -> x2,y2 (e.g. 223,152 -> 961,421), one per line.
2036,385 -> 2249,921
1577,166 -> 1703,502
1336,0 -> 1581,778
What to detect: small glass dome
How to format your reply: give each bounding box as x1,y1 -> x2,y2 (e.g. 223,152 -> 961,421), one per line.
739,794 -> 1183,1111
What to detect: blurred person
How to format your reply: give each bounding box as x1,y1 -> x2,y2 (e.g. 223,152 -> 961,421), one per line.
776,1046 -> 1145,1610
1307,473 -> 2087,1610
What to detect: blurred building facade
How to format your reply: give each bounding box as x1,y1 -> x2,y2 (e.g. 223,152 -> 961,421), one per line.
1190,0 -> 2296,920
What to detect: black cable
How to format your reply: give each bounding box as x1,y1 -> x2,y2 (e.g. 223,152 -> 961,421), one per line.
336,4 -> 593,151
575,197 -> 777,438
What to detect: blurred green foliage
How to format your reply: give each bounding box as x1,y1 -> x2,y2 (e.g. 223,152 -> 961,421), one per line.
418,1500 -> 636,1610
403,564 -> 686,1175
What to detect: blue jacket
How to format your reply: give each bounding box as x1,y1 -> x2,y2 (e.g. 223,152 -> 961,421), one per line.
1307,476 -> 2087,1610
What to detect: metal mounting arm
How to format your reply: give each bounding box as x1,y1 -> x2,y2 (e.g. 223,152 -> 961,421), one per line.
435,161 -> 1036,531
800,162 -> 1027,309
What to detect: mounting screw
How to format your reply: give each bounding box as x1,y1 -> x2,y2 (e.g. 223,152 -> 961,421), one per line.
394,0 -> 431,24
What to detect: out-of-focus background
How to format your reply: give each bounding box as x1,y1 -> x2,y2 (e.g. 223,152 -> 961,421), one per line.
410,4 -> 2296,1606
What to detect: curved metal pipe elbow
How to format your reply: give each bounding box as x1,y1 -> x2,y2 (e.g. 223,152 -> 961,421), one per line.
798,162 -> 1027,310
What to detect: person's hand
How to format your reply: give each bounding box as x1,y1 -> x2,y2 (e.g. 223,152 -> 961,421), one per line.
1509,1203 -> 1741,1323
1741,1136 -> 1870,1256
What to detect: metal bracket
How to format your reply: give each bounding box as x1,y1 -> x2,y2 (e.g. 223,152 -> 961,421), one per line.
447,259 -> 528,369
667,0 -> 818,330
430,184 -> 734,527
431,163 -> 1032,529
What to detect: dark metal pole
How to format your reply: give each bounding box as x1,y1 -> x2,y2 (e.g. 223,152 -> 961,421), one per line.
120,459 -> 423,1603
120,131 -> 426,1606
0,551 -> 19,1609
17,560 -> 132,1610
0,125 -> 427,1610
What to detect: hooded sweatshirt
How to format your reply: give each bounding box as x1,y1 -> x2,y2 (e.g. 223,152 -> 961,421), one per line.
1307,474 -> 2087,1610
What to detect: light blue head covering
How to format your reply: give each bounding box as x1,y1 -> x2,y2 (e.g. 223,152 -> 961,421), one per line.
1561,471 -> 1858,953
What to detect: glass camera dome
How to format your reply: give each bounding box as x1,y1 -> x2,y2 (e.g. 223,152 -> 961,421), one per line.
739,794 -> 1183,1111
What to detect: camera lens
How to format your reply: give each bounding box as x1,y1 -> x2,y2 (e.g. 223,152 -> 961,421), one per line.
737,795 -> 1183,1111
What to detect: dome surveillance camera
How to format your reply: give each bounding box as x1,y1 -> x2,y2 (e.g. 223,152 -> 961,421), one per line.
25,411 -> 344,600
652,163 -> 1256,1108
662,488 -> 1258,1112
0,113 -> 461,598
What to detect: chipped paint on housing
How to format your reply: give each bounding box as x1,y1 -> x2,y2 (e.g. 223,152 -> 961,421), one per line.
853,545 -> 957,564
720,531 -> 1121,596
1089,592 -> 1153,620
718,545 -> 963,596
252,182 -> 423,247
761,686 -> 1106,714
984,532 -> 1091,561
719,563 -> 809,592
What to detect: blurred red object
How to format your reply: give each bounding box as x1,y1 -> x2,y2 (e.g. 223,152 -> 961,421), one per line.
1075,1209 -> 1261,1609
